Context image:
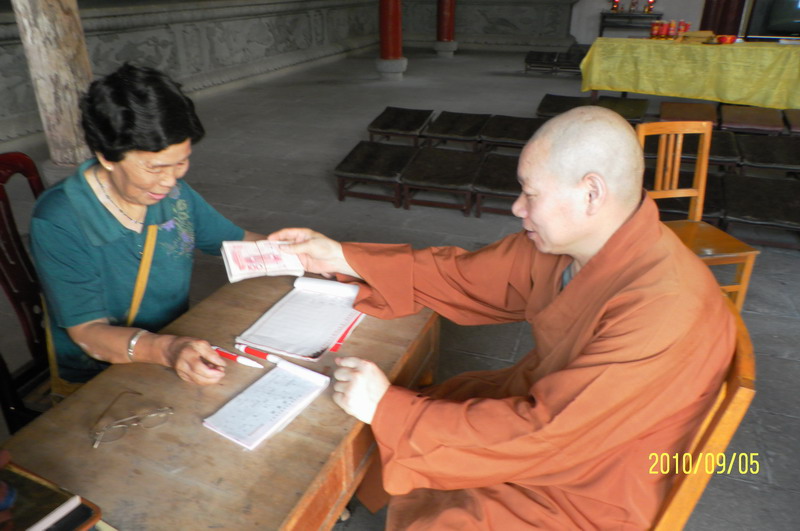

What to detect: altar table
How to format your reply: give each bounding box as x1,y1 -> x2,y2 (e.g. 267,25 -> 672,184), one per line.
581,37 -> 800,109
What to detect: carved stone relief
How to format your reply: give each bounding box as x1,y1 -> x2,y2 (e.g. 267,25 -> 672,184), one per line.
1,0 -> 576,147
403,0 -> 578,48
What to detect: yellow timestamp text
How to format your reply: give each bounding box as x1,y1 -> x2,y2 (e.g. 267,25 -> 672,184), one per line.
648,452 -> 760,475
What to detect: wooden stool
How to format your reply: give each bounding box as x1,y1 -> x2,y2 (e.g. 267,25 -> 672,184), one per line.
367,106 -> 434,146
720,105 -> 784,135
736,134 -> 800,173
554,44 -> 590,73
334,141 -> 418,207
524,51 -> 559,74
660,102 -> 718,127
596,95 -> 649,123
421,111 -> 492,151
536,93 -> 592,118
473,153 -> 520,217
728,134 -> 800,236
784,109 -> 800,135
401,147 -> 484,216
479,115 -> 546,150
724,170 -> 800,232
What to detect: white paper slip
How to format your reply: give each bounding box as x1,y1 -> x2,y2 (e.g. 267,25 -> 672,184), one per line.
203,358 -> 330,450
236,277 -> 364,360
221,240 -> 304,282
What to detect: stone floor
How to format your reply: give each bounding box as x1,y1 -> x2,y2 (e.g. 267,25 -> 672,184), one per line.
1,48 -> 799,529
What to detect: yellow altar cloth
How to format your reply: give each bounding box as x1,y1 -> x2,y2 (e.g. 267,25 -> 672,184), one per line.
580,38 -> 800,110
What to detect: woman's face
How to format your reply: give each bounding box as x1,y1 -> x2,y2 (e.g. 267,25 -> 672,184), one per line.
99,139 -> 192,206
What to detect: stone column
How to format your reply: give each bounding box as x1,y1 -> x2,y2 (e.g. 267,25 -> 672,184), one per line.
434,0 -> 458,58
11,0 -> 92,176
376,0 -> 407,80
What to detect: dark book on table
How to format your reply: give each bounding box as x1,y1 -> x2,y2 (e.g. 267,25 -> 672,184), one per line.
0,463 -> 90,530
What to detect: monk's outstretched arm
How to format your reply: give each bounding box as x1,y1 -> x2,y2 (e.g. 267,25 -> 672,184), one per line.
341,232 -> 535,325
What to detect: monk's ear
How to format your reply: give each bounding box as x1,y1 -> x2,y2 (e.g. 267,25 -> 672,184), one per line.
582,172 -> 606,215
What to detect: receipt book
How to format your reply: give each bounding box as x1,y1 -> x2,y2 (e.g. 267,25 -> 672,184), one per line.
236,277 -> 364,360
203,358 -> 330,450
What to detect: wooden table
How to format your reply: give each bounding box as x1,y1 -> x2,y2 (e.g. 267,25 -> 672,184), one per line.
2,276 -> 439,530
581,37 -> 800,109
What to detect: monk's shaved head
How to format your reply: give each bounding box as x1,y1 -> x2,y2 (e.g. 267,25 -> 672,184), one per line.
525,106 -> 643,208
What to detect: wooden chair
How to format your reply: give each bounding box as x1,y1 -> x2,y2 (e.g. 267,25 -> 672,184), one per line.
652,298 -> 756,530
0,153 -> 79,429
0,152 -> 50,433
635,121 -> 759,311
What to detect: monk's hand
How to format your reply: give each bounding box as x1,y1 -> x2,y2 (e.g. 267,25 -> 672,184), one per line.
166,337 -> 227,385
332,357 -> 390,424
266,228 -> 360,279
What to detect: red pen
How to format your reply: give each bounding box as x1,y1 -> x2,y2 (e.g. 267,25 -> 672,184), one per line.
212,346 -> 264,369
234,343 -> 284,365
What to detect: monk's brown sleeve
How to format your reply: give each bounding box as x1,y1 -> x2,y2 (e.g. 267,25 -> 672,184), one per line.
370,290 -> 734,494
338,231 -> 534,325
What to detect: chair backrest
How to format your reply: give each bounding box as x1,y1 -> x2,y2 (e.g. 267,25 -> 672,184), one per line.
635,121 -> 713,222
0,152 -> 49,431
651,297 -> 756,530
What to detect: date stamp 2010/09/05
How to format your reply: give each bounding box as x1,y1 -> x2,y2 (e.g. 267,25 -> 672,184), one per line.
648,452 -> 760,475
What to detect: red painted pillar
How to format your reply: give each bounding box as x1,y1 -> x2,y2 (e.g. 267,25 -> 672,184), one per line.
437,0 -> 455,42
379,0 -> 403,60
434,0 -> 458,58
377,0 -> 407,79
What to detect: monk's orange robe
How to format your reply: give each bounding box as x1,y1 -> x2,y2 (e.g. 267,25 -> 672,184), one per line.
341,196 -> 735,530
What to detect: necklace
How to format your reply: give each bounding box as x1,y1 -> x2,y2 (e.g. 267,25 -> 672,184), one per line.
93,166 -> 144,225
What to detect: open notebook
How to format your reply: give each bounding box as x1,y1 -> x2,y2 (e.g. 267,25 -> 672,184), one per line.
203,357 -> 330,450
236,277 -> 364,360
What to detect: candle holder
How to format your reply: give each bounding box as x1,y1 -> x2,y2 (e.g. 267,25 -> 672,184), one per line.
644,0 -> 656,13
629,0 -> 639,12
610,0 -> 621,13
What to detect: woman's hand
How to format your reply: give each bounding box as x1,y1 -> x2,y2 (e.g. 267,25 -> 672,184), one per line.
332,357 -> 390,424
68,320 -> 227,385
267,228 -> 360,279
164,337 -> 227,385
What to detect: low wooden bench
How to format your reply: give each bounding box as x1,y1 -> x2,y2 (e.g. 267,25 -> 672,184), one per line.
421,111 -> 492,151
479,115 -> 546,150
368,106 -> 435,146
595,95 -> 649,123
725,134 -> 800,235
720,105 -> 784,135
334,141 -> 418,207
660,102 -> 719,127
536,93 -> 592,118
401,147 -> 484,216
473,153 -> 520,217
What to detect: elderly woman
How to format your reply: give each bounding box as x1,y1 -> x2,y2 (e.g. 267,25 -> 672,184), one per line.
30,63 -> 265,386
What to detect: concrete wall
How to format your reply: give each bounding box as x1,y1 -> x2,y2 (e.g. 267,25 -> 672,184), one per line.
0,0 -> 707,154
0,0 -> 378,153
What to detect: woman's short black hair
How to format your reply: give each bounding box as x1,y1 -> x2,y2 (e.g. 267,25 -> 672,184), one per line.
80,63 -> 205,162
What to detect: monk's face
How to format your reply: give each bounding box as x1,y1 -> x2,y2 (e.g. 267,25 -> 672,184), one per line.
512,141 -> 588,256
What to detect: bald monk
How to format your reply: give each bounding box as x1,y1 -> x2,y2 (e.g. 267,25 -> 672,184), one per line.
269,106 -> 735,529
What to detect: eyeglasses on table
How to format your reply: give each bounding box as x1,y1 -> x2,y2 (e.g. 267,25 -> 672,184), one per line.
91,390 -> 173,449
